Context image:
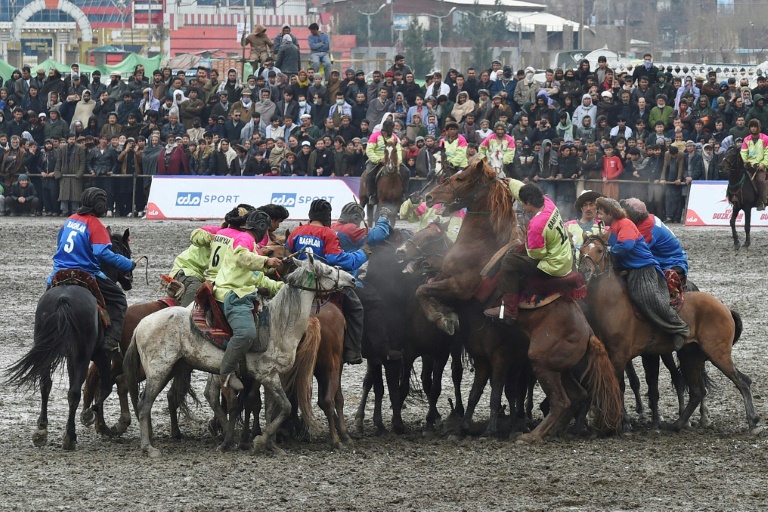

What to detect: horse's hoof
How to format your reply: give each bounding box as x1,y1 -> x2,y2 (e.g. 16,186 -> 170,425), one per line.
750,426 -> 764,436
144,446 -> 161,458
375,426 -> 389,437
332,441 -> 347,451
172,431 -> 186,441
239,442 -> 253,451
32,429 -> 48,447
734,243 -> 741,251
80,409 -> 95,427
354,419 -> 364,435
110,421 -> 130,437
61,436 -> 77,451
515,432 -> 541,445
392,422 -> 406,435
217,441 -> 233,452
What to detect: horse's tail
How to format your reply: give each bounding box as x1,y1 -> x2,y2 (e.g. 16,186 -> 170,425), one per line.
168,364 -> 199,420
123,333 -> 142,414
283,317 -> 322,436
731,309 -> 743,346
584,334 -> 623,434
6,295 -> 77,389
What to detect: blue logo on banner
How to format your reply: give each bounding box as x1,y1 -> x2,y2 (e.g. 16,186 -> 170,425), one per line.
176,192 -> 202,206
271,193 -> 297,207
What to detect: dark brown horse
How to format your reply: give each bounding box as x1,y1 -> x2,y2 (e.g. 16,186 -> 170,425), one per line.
579,234 -> 760,433
718,145 -> 760,250
418,161 -> 623,442
360,142 -> 404,225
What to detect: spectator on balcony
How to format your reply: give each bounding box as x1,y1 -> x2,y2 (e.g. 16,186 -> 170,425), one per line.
273,25 -> 300,54
276,34 -> 301,77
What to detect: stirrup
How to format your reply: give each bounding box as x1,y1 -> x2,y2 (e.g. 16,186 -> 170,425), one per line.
758,202 -> 766,211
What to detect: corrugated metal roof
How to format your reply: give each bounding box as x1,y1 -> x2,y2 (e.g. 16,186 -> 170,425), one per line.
505,11 -> 579,32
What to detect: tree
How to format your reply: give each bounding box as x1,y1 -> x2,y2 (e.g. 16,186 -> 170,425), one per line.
456,5 -> 509,72
402,18 -> 435,77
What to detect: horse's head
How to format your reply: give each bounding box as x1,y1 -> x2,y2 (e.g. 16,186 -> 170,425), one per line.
425,160 -> 487,210
395,222 -> 451,273
719,145 -> 743,181
578,233 -> 611,283
106,227 -> 133,291
287,252 -> 357,293
260,240 -> 290,259
383,143 -> 399,174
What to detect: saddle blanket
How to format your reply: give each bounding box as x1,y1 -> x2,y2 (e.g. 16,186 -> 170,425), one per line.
474,271 -> 587,310
191,282 -> 270,350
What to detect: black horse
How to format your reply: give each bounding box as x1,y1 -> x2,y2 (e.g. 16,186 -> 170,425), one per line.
354,228 -> 466,436
719,145 -> 760,250
7,228 -> 133,450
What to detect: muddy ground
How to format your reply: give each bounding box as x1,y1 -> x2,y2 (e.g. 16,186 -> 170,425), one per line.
1,218 -> 767,511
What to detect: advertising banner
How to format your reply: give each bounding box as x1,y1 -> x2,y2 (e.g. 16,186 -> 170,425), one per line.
145,176 -> 361,220
685,181 -> 768,227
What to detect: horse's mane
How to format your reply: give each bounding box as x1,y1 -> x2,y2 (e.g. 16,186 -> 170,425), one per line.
478,163 -> 519,244
268,262 -> 313,345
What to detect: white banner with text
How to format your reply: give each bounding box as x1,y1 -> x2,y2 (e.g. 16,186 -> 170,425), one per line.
685,181 -> 768,227
145,176 -> 361,220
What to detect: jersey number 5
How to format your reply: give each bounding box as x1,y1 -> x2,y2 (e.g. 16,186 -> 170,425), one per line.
63,231 -> 77,253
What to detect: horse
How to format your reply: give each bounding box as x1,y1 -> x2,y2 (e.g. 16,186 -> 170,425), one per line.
418,161 -> 623,442
360,142 -> 404,226
396,221 -> 536,437
354,228 -> 466,436
718,145 -> 760,250
80,234 -> 290,442
579,234 -> 760,433
123,255 -> 356,457
6,228 -> 133,450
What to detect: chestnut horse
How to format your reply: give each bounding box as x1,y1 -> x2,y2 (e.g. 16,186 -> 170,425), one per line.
579,234 -> 760,433
718,145 -> 760,250
418,161 -> 623,442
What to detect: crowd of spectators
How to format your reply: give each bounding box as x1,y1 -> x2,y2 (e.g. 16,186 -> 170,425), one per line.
0,34 -> 762,220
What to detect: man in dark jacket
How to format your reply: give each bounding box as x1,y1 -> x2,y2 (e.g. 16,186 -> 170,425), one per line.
307,138 -> 335,176
224,110 -> 247,143
7,173 -> 39,215
275,90 -> 300,124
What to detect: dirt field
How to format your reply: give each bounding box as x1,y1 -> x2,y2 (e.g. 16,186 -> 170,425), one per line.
1,218 -> 767,511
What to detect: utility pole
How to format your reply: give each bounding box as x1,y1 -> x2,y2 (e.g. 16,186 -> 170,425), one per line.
147,0 -> 152,56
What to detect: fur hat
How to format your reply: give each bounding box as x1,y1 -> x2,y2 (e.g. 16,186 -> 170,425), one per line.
595,197 -> 625,219
308,199 -> 332,226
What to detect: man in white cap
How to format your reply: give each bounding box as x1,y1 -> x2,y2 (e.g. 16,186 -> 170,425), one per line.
514,66 -> 541,108
273,25 -> 299,53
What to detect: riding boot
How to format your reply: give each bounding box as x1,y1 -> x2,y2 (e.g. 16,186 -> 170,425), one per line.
220,372 -> 244,392
757,171 -> 767,210
342,289 -> 364,364
483,293 -> 519,325
366,168 -> 378,205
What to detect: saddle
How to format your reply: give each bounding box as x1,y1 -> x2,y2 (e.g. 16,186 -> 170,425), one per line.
50,269 -> 110,328
191,282 -> 270,350
474,268 -> 587,311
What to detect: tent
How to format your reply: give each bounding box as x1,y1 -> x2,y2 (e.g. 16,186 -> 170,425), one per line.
13,53 -> 164,81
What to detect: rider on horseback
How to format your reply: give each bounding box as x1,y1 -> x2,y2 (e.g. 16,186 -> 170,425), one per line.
621,197 -> 689,287
478,122 -> 516,178
484,180 -> 573,323
440,121 -> 469,171
740,119 -> 768,210
256,203 -> 290,244
213,210 -> 283,391
331,202 -> 392,252
364,118 -> 411,204
204,204 -> 256,283
287,199 -> 367,364
596,197 -> 689,350
48,187 -> 136,352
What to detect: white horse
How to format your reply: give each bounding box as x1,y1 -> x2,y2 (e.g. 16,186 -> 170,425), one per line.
488,148 -> 506,178
123,255 -> 356,457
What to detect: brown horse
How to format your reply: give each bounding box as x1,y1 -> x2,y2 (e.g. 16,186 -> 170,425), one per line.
579,234 -> 760,433
360,142 -> 404,225
419,161 -> 623,442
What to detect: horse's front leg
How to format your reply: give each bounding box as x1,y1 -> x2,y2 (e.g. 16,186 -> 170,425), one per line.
744,208 -> 752,248
416,278 -> 466,335
254,374 -> 291,456
731,207 -> 741,250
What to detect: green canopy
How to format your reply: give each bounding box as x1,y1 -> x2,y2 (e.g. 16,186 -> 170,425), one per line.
15,53 -> 163,81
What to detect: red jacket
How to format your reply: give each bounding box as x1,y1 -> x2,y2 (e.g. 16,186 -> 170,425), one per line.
157,146 -> 189,175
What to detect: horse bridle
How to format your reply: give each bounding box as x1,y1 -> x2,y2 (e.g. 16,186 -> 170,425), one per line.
401,222 -> 451,258
579,235 -> 611,283
441,172 -> 501,210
